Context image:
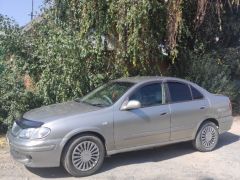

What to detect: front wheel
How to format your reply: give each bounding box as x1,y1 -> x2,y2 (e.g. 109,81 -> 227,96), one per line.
193,121 -> 219,152
62,135 -> 105,177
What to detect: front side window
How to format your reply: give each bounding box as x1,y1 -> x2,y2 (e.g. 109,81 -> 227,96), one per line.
79,82 -> 134,107
129,83 -> 163,107
167,82 -> 192,103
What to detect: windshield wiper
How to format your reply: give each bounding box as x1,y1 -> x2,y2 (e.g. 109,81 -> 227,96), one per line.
91,103 -> 108,107
75,99 -> 92,105
76,99 -> 107,107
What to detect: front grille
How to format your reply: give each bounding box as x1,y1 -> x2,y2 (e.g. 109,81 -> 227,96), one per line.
11,123 -> 22,137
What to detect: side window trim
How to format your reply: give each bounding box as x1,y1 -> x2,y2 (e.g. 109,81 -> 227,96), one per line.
163,82 -> 171,104
189,84 -> 194,100
162,83 -> 166,104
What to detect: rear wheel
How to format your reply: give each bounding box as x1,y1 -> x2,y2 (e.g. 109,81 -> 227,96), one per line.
62,135 -> 105,177
193,121 -> 219,152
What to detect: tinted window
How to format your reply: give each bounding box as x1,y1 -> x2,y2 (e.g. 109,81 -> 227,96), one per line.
191,85 -> 204,99
167,82 -> 192,103
129,83 -> 162,107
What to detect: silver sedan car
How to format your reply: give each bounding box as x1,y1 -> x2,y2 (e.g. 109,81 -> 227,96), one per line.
7,76 -> 233,177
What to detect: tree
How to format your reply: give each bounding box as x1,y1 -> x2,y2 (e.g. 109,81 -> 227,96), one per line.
0,0 -> 240,131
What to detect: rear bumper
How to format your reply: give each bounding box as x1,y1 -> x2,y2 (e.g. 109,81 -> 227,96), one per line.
6,131 -> 62,167
218,116 -> 233,134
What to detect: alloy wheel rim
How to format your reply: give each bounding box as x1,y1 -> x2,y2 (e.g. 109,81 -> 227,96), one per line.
72,141 -> 100,171
201,126 -> 217,148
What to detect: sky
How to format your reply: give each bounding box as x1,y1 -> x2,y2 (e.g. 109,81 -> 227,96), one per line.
0,0 -> 44,26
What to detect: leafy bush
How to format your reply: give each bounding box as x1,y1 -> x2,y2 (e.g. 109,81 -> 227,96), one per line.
0,55 -> 43,130
0,16 -> 43,131
1,1 -> 240,132
172,51 -> 239,113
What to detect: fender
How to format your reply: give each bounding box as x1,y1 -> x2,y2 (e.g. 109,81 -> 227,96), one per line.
59,126 -> 113,151
191,116 -> 219,139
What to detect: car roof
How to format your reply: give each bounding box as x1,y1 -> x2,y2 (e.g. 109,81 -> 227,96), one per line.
114,76 -> 209,95
114,76 -> 191,84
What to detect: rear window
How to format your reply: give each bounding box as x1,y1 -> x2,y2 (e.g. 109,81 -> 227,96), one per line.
167,82 -> 192,103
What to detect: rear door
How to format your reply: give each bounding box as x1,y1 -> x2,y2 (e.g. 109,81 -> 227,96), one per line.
166,81 -> 209,141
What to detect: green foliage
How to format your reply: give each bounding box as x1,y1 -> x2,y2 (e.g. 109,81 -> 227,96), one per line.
22,0 -> 169,105
1,0 -> 240,132
0,65 -> 42,128
0,15 -> 42,129
217,47 -> 240,79
180,52 -> 238,99
171,45 -> 240,111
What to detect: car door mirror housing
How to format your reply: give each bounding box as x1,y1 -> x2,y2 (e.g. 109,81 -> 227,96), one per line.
121,100 -> 141,110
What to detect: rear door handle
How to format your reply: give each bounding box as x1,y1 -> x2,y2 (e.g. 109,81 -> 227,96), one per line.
200,106 -> 206,109
160,112 -> 167,116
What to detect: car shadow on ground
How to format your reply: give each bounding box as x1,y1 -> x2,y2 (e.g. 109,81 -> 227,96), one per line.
26,132 -> 239,178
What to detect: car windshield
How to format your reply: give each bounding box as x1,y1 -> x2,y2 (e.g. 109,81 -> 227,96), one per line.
77,82 -> 134,107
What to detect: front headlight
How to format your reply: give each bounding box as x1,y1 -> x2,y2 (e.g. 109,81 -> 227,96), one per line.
18,127 -> 51,139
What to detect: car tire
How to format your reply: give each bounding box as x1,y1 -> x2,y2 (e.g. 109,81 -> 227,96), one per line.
193,121 -> 219,152
62,134 -> 105,177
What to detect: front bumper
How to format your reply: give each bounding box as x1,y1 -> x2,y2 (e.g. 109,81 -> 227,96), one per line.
6,131 -> 62,167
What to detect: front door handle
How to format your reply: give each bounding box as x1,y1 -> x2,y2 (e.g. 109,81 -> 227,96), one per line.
200,106 -> 206,110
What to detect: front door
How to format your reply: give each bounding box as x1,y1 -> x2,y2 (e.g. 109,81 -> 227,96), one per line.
114,83 -> 171,149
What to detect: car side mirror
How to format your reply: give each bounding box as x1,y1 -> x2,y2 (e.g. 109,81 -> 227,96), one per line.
121,100 -> 141,110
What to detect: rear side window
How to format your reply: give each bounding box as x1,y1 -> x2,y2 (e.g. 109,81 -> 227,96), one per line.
191,85 -> 204,100
167,82 -> 192,103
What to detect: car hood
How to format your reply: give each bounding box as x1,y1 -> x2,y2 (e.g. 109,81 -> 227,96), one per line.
23,101 -> 102,123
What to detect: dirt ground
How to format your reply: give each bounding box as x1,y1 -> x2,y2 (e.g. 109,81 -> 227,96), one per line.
0,117 -> 239,180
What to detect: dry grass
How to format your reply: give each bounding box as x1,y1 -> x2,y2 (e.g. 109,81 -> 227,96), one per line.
0,135 -> 7,148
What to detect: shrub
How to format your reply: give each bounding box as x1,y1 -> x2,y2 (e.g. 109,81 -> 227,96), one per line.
172,51 -> 239,113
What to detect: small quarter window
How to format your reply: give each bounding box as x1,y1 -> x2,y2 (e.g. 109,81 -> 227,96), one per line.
191,85 -> 204,100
